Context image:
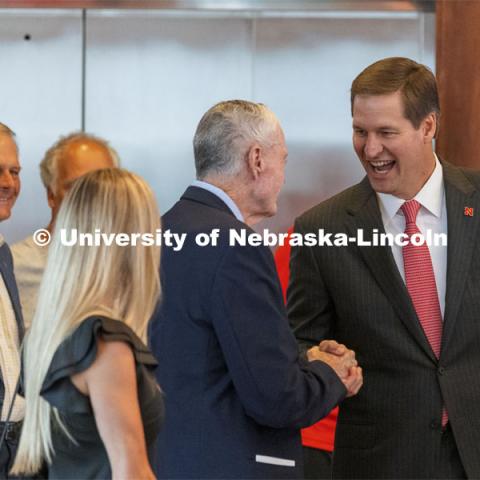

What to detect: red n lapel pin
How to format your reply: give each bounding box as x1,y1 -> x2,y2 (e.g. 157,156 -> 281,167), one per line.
464,207 -> 474,216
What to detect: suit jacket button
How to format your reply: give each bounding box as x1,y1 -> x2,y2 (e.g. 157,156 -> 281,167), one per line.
438,366 -> 446,375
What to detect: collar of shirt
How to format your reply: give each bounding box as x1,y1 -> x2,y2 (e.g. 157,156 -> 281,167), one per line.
191,180 -> 244,222
377,154 -> 444,227
0,234 -> 4,247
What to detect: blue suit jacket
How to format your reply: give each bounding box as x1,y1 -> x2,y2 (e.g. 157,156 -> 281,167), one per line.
149,186 -> 346,479
0,242 -> 24,411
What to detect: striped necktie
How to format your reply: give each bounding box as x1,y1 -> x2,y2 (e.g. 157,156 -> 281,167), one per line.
401,200 -> 447,426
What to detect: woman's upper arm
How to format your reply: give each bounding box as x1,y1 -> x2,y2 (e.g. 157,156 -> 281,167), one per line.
72,337 -> 155,479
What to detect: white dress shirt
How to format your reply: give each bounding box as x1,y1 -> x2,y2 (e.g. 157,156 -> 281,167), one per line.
192,180 -> 244,222
376,156 -> 447,318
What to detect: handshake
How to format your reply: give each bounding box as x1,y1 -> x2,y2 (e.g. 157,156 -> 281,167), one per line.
307,340 -> 363,397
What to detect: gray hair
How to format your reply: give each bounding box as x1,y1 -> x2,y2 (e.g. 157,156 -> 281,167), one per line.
0,122 -> 19,153
39,131 -> 120,190
194,100 -> 280,180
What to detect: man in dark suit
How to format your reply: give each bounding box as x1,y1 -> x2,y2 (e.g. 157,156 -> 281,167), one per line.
150,100 -> 363,479
0,123 -> 25,478
288,57 -> 480,479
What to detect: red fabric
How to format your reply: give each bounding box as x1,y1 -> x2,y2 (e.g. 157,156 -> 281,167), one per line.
401,200 -> 447,425
274,228 -> 337,452
401,200 -> 443,357
300,409 -> 338,451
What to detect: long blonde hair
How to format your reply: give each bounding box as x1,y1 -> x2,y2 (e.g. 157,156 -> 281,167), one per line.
12,168 -> 161,475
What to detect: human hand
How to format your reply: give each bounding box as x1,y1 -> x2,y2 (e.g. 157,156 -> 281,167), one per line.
317,340 -> 357,371
307,346 -> 363,397
306,346 -> 357,379
342,366 -> 363,397
318,339 -> 348,356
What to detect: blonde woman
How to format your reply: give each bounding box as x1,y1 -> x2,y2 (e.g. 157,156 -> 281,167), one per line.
12,168 -> 163,479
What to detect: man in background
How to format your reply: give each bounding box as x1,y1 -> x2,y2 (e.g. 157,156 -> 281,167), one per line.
288,57 -> 480,478
12,132 -> 119,327
150,100 -> 362,479
0,122 -> 25,477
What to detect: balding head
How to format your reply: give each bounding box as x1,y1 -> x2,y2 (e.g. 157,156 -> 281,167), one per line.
40,132 -> 119,228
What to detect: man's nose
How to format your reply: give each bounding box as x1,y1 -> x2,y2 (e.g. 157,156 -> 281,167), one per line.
364,135 -> 383,159
0,170 -> 15,189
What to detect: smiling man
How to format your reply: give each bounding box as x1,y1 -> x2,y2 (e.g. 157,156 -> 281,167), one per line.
288,57 -> 480,478
0,123 -> 25,477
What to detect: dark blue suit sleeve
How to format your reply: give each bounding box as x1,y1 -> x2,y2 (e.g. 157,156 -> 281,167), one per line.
209,241 -> 346,429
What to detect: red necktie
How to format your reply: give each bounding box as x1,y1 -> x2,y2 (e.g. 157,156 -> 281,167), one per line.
401,200 -> 448,426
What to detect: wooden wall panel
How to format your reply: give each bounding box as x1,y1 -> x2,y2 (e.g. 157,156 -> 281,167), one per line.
436,0 -> 480,168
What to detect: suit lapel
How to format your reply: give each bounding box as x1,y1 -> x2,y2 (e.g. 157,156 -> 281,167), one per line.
441,163 -> 480,354
0,244 -> 24,340
345,178 -> 438,362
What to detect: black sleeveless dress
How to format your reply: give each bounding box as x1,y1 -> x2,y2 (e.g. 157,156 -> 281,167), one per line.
39,316 -> 164,479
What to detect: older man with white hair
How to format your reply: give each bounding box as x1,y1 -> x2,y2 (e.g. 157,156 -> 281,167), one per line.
150,100 -> 363,479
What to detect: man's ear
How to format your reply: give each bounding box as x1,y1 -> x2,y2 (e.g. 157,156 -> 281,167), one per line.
246,143 -> 263,180
47,187 -> 56,210
422,113 -> 437,142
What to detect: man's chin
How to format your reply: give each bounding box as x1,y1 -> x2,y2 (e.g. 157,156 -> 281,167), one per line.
367,176 -> 394,195
0,211 -> 12,222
